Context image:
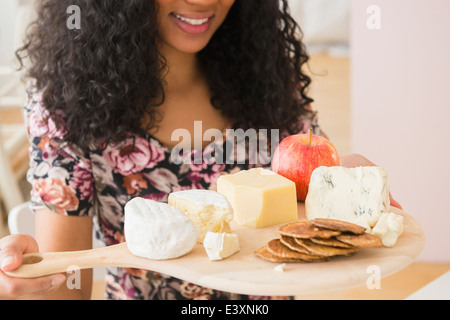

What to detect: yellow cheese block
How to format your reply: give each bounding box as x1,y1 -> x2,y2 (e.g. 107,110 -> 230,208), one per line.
217,168 -> 298,228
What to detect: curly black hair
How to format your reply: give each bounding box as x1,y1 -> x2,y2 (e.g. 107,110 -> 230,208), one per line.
16,0 -> 313,153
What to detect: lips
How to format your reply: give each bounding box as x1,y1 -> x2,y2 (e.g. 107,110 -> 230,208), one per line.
170,12 -> 214,34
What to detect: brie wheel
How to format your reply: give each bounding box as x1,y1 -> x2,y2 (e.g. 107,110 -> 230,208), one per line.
124,197 -> 199,260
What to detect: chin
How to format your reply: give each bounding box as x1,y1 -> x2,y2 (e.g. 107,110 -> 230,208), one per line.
175,42 -> 209,54
167,34 -> 212,54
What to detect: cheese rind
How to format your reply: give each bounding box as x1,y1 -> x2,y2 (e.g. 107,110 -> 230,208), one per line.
371,212 -> 404,247
305,166 -> 390,230
124,197 -> 199,260
217,168 -> 298,228
203,232 -> 240,260
168,190 -> 233,243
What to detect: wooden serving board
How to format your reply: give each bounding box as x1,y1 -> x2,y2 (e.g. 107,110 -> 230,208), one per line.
149,205 -> 425,295
146,204 -> 425,296
8,204 -> 425,296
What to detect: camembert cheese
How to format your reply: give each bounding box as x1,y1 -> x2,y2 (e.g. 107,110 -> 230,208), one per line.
203,231 -> 240,260
124,197 -> 199,260
305,166 -> 390,231
168,189 -> 233,243
217,168 -> 298,228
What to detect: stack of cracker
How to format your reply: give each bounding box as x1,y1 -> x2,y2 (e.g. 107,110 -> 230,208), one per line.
255,218 -> 383,263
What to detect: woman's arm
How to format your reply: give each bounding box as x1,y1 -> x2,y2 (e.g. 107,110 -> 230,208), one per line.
18,84 -> 97,299
34,208 -> 94,300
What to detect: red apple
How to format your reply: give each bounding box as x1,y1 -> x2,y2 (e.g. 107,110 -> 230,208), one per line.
272,129 -> 340,201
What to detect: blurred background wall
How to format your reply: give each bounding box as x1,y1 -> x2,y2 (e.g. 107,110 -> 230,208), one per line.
0,0 -> 18,67
0,0 -> 35,221
288,0 -> 350,56
350,0 -> 450,263
0,0 -> 34,67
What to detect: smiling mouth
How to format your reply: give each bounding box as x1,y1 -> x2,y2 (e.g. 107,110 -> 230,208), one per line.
171,13 -> 213,26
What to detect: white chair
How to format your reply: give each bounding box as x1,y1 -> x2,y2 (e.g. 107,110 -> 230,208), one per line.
7,201 -> 34,236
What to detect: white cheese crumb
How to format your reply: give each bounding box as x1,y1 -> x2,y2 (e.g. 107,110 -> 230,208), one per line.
274,263 -> 287,272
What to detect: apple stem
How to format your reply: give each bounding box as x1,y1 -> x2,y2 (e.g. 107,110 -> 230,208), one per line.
308,128 -> 312,146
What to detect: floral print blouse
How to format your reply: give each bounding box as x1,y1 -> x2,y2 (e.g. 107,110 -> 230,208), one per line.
24,83 -> 325,300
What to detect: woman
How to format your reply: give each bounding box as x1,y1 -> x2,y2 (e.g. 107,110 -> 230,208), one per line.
0,0 -> 399,300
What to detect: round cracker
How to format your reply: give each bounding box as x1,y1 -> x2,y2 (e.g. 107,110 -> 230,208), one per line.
310,218 -> 366,235
266,239 -> 331,262
294,238 -> 360,257
254,246 -> 306,263
267,239 -> 306,259
280,235 -> 312,254
310,237 -> 355,249
279,220 -> 341,239
336,233 -> 383,248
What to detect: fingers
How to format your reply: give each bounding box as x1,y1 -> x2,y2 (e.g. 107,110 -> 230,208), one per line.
389,193 -> 403,210
339,153 -> 376,168
0,271 -> 66,299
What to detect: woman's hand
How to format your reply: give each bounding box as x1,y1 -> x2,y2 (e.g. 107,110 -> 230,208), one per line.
0,234 -> 66,299
339,153 -> 403,210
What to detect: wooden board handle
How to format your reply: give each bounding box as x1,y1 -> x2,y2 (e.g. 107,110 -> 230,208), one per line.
4,243 -> 131,279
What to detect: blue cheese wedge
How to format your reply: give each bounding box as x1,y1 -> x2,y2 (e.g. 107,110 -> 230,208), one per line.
371,212 -> 404,247
305,166 -> 390,231
203,232 -> 240,260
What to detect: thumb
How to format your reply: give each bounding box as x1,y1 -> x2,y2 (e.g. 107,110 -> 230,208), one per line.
389,193 -> 403,210
0,234 -> 39,272
0,245 -> 23,272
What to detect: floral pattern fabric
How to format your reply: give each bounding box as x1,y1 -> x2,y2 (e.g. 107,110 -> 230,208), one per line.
24,84 -> 326,300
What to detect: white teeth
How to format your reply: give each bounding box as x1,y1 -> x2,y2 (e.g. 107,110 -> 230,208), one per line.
173,13 -> 209,26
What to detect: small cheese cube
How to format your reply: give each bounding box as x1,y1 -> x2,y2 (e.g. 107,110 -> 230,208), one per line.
168,189 -> 233,243
217,168 -> 298,228
203,232 -> 240,260
371,212 -> 404,247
